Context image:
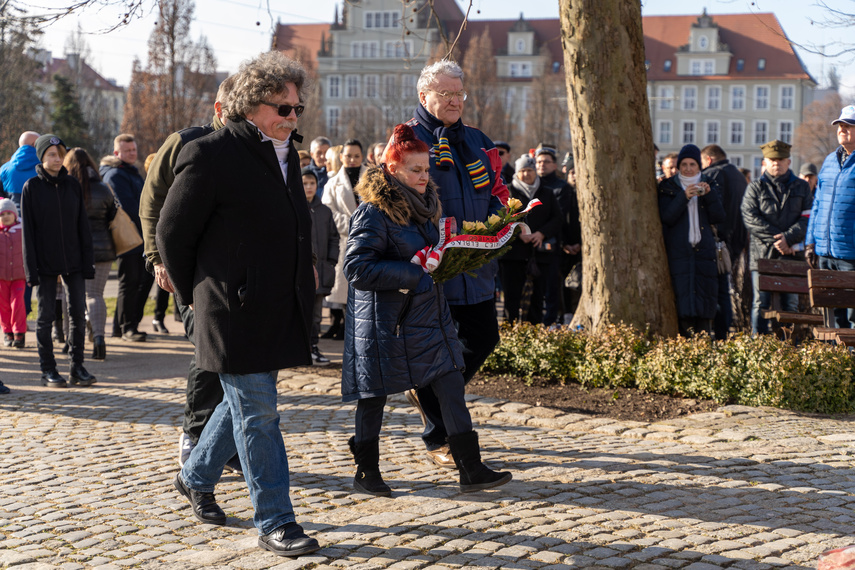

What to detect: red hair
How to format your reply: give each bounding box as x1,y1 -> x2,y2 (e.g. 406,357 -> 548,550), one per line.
383,123 -> 430,166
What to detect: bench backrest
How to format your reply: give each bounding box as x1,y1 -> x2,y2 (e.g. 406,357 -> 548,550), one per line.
808,269 -> 855,307
757,258 -> 809,295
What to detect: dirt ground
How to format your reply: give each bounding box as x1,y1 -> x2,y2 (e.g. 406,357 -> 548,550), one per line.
300,364 -> 719,421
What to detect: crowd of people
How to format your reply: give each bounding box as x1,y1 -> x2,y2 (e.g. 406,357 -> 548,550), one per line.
2,47 -> 855,559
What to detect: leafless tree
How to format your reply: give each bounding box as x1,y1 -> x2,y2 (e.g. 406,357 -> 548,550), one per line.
795,91 -> 842,166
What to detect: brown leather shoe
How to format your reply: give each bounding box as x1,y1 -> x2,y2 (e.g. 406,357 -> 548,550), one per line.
427,444 -> 456,469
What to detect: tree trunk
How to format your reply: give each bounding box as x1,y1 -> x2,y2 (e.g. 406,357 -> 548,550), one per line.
559,0 -> 678,336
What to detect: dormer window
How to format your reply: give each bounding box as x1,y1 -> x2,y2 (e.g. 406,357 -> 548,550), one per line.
698,36 -> 708,49
758,58 -> 766,70
736,59 -> 745,71
664,59 -> 672,72
515,39 -> 525,53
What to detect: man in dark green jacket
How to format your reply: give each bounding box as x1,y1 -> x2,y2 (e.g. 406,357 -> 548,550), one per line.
138,75 -> 238,470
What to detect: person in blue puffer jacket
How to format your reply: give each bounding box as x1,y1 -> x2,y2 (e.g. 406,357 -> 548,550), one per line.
806,105 -> 855,328
341,124 -> 511,498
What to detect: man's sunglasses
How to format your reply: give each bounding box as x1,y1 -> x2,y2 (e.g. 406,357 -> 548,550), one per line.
259,101 -> 305,118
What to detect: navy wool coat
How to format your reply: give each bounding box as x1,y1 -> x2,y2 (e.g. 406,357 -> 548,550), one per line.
658,175 -> 725,320
341,167 -> 463,402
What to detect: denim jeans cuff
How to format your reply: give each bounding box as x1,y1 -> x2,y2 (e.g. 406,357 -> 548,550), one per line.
179,469 -> 215,494
259,514 -> 296,536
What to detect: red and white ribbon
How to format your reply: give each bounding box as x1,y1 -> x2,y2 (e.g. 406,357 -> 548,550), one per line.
411,200 -> 542,273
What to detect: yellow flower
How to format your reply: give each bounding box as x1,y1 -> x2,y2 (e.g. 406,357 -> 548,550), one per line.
487,214 -> 501,226
474,221 -> 488,231
462,220 -> 477,232
507,198 -> 523,212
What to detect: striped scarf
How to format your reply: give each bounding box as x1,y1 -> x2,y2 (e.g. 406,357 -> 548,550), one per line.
414,104 -> 494,192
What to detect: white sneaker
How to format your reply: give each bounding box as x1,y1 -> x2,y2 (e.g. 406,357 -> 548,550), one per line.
178,432 -> 195,468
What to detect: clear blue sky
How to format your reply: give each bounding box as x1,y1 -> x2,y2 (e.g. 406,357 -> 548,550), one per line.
28,0 -> 855,94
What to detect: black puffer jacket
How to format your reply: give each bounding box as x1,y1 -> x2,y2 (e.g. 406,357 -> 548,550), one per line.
501,177 -> 563,263
84,167 -> 118,263
703,158 -> 748,260
658,175 -> 725,319
341,167 -> 463,402
21,165 -> 95,284
741,171 -> 812,271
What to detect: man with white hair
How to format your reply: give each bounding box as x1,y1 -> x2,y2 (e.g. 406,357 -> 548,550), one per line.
308,136 -> 330,195
1,131 -> 40,206
406,59 -> 509,468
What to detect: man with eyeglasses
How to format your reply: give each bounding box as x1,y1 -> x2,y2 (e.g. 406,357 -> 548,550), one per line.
407,59 -> 509,469
158,51 -> 321,558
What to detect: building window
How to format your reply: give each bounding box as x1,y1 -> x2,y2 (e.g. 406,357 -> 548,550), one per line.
691,61 -> 701,75
402,75 -> 417,99
755,86 -> 769,110
736,59 -> 745,71
754,121 -> 768,145
365,74 -> 378,98
758,58 -> 766,70
731,155 -> 743,167
731,86 -> 745,110
351,42 -> 378,58
682,86 -> 697,110
689,59 -> 714,75
705,121 -> 720,145
704,60 -> 714,74
780,85 -> 795,110
753,156 -> 763,180
657,120 -> 672,145
664,60 -> 672,72
365,11 -> 399,28
698,36 -> 708,49
682,121 -> 696,145
509,62 -> 532,77
658,86 -> 674,110
780,121 -> 793,144
328,75 -> 340,99
730,121 -> 744,145
345,75 -> 359,98
515,39 -> 525,53
327,107 -> 340,138
706,86 -> 721,110
383,75 -> 397,99
384,40 -> 412,58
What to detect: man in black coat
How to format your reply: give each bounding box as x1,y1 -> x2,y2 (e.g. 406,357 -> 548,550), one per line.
741,139 -> 812,335
157,51 -> 320,558
536,143 -> 573,325
701,144 -> 748,339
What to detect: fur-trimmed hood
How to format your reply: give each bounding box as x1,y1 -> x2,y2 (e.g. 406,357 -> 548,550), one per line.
355,166 -> 441,226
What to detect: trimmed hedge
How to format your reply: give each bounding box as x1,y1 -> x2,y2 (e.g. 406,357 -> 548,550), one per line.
483,322 -> 855,414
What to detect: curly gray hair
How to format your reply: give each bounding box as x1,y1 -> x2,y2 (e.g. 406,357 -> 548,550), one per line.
227,52 -> 308,120
417,59 -> 465,94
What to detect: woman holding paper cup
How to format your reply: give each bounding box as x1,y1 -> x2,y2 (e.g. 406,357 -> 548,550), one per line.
341,123 -> 512,497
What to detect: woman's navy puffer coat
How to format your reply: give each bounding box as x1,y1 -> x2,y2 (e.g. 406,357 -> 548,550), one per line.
341,167 -> 463,402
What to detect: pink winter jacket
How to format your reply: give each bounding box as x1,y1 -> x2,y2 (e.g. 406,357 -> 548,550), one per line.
0,222 -> 25,281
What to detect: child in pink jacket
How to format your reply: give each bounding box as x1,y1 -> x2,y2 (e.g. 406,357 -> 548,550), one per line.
0,198 -> 26,348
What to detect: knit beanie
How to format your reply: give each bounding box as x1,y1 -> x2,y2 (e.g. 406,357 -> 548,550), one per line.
0,198 -> 17,217
677,144 -> 702,168
515,154 -> 536,173
34,134 -> 66,162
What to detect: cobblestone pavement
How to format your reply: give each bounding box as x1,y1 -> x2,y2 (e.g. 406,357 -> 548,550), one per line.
2,328 -> 855,569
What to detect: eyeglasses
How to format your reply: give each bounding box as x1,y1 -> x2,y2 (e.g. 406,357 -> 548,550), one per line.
426,89 -> 467,102
259,101 -> 305,118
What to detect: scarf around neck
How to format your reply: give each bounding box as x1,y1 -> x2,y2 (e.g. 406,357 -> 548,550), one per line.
414,103 -> 493,193
679,172 -> 703,247
387,170 -> 439,226
511,176 -> 540,200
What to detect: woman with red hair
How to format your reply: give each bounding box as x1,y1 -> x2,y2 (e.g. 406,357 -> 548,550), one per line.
341,123 -> 512,497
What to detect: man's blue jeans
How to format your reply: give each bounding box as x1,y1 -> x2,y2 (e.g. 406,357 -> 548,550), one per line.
819,256 -> 855,328
751,269 -> 798,334
180,370 -> 294,535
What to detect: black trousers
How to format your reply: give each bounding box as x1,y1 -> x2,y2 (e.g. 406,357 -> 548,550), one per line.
355,371 -> 472,444
37,272 -> 85,371
154,285 -> 170,322
417,298 -> 499,448
112,253 -> 154,336
178,302 -> 224,444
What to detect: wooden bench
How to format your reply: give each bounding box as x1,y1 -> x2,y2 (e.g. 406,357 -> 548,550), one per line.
757,258 -> 823,326
808,268 -> 855,345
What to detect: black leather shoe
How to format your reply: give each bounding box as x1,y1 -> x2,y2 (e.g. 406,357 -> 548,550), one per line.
258,522 -> 320,557
69,364 -> 96,387
92,336 -> 106,360
152,319 -> 169,333
173,474 -> 227,525
41,370 -> 67,388
122,330 -> 147,342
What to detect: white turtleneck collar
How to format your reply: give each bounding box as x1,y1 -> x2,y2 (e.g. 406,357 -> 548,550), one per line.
247,119 -> 290,181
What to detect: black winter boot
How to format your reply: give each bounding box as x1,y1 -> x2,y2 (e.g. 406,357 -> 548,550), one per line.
348,436 -> 391,496
92,335 -> 106,360
447,431 -> 512,493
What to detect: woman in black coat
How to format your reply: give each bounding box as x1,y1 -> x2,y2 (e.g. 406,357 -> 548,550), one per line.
64,148 -> 117,360
498,154 -> 563,324
658,144 -> 726,337
342,124 -> 512,497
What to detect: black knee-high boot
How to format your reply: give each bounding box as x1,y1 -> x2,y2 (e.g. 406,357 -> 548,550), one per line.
447,431 -> 512,493
348,436 -> 391,496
